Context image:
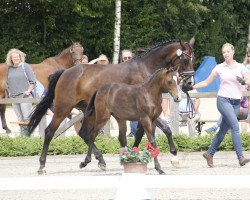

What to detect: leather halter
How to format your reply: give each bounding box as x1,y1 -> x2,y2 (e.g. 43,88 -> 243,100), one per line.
169,43 -> 194,75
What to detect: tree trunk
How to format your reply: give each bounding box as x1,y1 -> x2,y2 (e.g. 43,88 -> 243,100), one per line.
112,0 -> 121,64
247,24 -> 250,52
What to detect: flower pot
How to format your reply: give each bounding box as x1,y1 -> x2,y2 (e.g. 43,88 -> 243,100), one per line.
123,162 -> 147,173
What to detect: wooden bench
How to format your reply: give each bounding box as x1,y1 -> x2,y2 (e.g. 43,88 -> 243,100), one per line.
10,121 -> 29,126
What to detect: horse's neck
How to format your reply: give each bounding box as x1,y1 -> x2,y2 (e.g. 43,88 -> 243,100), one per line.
53,53 -> 73,67
143,75 -> 163,100
137,54 -> 166,77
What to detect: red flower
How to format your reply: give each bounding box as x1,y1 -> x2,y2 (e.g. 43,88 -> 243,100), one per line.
133,147 -> 140,153
120,149 -> 127,155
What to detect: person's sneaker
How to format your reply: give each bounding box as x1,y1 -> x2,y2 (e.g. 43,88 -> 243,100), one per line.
127,133 -> 134,137
238,156 -> 250,166
205,125 -> 218,133
203,152 -> 214,168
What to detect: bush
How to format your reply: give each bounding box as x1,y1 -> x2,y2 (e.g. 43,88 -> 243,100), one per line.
0,133 -> 249,157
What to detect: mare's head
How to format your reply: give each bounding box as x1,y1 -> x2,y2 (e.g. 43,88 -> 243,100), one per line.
157,69 -> 181,102
69,41 -> 84,65
162,37 -> 195,91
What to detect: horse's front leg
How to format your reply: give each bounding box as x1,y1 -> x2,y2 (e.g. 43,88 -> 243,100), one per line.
155,117 -> 179,167
0,104 -> 11,133
142,118 -> 165,175
116,119 -> 128,147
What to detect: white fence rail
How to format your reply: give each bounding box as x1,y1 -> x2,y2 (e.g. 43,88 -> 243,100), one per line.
1,91 -> 250,136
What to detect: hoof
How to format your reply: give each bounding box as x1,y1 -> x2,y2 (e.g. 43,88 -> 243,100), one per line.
98,162 -> 106,171
79,162 -> 87,169
158,170 -> 166,175
5,129 -> 11,134
37,169 -> 46,175
171,156 -> 180,168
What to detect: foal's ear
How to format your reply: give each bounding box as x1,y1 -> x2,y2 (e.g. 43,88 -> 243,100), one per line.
189,37 -> 195,48
166,70 -> 172,76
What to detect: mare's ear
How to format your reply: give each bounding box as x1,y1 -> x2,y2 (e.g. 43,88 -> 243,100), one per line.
179,40 -> 185,49
189,37 -> 195,48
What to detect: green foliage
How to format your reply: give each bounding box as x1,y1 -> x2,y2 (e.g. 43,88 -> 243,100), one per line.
119,146 -> 152,165
0,0 -> 248,67
0,133 -> 249,157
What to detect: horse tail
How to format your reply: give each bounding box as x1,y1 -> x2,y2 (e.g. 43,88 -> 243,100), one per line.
27,69 -> 65,134
86,90 -> 98,117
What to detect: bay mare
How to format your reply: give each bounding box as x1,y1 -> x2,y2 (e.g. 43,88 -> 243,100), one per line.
0,42 -> 84,133
81,69 -> 181,174
28,38 -> 195,174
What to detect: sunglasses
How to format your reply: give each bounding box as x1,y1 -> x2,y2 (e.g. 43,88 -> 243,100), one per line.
123,56 -> 132,61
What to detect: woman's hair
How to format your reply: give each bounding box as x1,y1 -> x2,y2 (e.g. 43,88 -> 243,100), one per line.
97,54 -> 109,64
81,55 -> 89,63
221,43 -> 235,52
120,49 -> 133,62
6,48 -> 26,66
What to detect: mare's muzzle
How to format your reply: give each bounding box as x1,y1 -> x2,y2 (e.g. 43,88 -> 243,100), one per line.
180,71 -> 194,92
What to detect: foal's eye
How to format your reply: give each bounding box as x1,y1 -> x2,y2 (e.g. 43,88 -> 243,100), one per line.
168,80 -> 173,85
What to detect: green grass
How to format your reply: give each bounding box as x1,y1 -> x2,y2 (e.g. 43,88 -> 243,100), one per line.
0,133 -> 249,157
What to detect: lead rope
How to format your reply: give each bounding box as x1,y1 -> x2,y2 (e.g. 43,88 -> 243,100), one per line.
182,74 -> 195,119
186,91 -> 195,119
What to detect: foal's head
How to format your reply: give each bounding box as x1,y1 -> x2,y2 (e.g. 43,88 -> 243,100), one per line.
158,69 -> 181,102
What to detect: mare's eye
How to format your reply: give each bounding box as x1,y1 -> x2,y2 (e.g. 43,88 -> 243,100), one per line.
183,59 -> 189,66
168,80 -> 173,85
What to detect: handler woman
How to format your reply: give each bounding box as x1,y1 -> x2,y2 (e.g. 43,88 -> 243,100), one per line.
192,43 -> 250,167
6,48 -> 35,136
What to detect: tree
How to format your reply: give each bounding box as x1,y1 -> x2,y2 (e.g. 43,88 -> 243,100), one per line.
113,0 -> 121,64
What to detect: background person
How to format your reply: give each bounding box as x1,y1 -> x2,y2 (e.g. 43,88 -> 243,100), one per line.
206,95 -> 249,133
190,43 -> 250,167
88,54 -> 109,65
81,55 -> 89,64
120,49 -> 137,137
6,48 -> 35,136
179,88 -> 201,136
88,53 -> 109,134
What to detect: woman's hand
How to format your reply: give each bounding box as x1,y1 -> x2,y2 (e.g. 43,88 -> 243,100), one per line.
236,76 -> 246,85
23,90 -> 31,96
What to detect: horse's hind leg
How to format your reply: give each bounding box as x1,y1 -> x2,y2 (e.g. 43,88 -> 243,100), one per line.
0,104 -> 11,133
38,116 -> 70,175
79,116 -> 108,171
155,117 -> 179,167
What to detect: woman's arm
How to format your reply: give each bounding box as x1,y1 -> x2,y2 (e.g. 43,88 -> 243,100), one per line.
88,58 -> 99,64
243,72 -> 250,86
193,73 -> 216,89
